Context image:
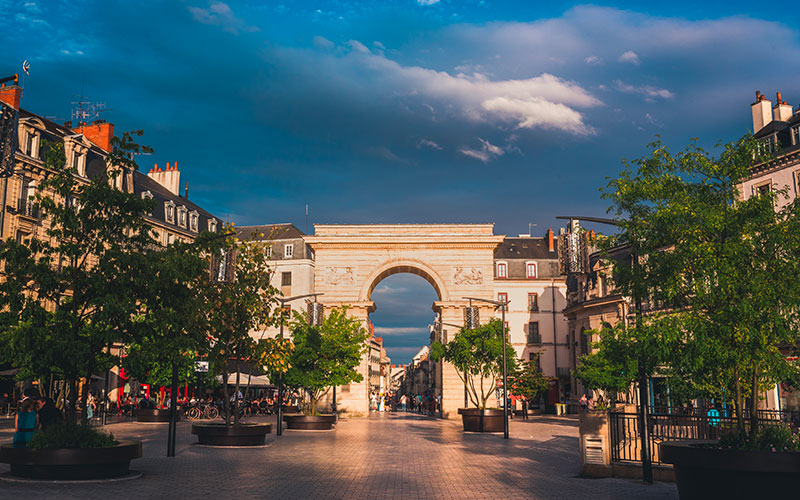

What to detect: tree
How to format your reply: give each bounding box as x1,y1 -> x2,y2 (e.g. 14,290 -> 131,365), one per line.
203,232 -> 278,426
508,353 -> 551,407
430,319 -> 517,409
601,135 -> 800,435
0,132 -> 156,420
283,308 -> 369,415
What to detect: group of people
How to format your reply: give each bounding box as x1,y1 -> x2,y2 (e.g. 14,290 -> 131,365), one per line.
12,393 -> 63,448
391,392 -> 440,415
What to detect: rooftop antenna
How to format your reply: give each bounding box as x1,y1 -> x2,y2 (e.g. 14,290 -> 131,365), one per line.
305,204 -> 309,234
529,222 -> 537,236
71,91 -> 110,125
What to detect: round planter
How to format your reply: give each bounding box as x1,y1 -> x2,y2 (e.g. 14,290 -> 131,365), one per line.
661,440 -> 800,499
136,408 -> 179,423
283,415 -> 335,430
458,408 -> 505,432
0,440 -> 142,480
191,423 -> 271,446
282,405 -> 301,414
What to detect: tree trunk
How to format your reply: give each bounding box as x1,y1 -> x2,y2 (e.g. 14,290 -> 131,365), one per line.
749,364 -> 759,437
734,364 -> 744,435
234,357 -> 241,426
222,369 -> 230,427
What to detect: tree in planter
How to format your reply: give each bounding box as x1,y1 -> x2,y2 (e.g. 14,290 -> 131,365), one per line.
121,344 -> 197,408
283,308 -> 369,416
0,133 -> 155,421
509,353 -> 552,411
430,319 -> 518,409
204,232 -> 278,426
601,135 -> 800,437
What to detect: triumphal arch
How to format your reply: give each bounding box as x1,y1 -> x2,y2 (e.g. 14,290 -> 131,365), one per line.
304,224 -> 504,417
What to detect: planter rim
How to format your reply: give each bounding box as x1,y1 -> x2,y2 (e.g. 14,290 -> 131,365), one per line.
458,408 -> 505,416
0,440 -> 142,466
661,440 -> 800,473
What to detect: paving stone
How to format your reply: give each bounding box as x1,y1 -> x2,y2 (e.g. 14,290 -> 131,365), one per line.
0,413 -> 677,499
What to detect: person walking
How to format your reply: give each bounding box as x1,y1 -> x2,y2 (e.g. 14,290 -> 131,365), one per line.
521,398 -> 529,420
86,392 -> 95,420
579,393 -> 588,410
37,397 -> 62,430
13,398 -> 38,448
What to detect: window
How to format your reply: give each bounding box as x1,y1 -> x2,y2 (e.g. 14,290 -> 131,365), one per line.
267,245 -> 273,258
141,190 -> 153,200
528,293 -> 539,312
26,131 -> 38,157
756,182 -> 771,196
165,201 -> 175,224
793,126 -> 800,146
496,262 -> 507,279
178,207 -> 187,228
208,219 -> 217,233
190,212 -> 199,232
284,243 -> 293,258
497,292 -> 508,304
526,262 -> 538,279
527,322 -> 541,344
281,272 -> 292,286
72,152 -> 85,176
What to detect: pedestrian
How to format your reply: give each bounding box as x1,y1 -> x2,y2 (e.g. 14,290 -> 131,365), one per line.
86,392 -> 95,420
521,398 -> 529,420
13,398 -> 38,448
37,397 -> 62,430
579,393 -> 588,410
400,394 -> 407,412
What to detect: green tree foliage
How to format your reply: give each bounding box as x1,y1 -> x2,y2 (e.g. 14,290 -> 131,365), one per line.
0,133 -> 156,419
600,135 -> 800,435
508,353 -> 551,404
203,232 -> 278,425
284,308 -> 369,415
430,318 -> 517,409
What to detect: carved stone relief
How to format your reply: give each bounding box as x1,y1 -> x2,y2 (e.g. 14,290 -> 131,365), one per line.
453,267 -> 483,285
325,267 -> 356,285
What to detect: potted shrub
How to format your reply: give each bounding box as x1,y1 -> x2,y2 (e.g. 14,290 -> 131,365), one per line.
431,319 -> 517,432
191,233 -> 277,446
0,422 -> 141,480
599,135 -> 800,496
281,308 -> 368,430
508,354 -> 552,417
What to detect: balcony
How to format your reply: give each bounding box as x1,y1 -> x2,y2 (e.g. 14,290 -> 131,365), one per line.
526,333 -> 542,345
17,198 -> 39,220
556,367 -> 571,379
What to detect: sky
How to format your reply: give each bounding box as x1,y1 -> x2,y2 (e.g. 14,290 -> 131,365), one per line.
4,0 -> 800,362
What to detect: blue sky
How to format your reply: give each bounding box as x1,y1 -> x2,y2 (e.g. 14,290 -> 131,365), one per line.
4,1 -> 800,362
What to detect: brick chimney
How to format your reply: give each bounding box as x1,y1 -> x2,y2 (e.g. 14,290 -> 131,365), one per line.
546,227 -> 554,252
752,91 -> 772,133
773,92 -> 793,122
147,162 -> 181,196
0,75 -> 22,109
73,120 -> 114,152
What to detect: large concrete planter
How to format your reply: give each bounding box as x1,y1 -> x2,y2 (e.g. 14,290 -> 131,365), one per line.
0,440 -> 142,480
191,423 -> 271,446
136,408 -> 179,423
283,415 -> 335,430
458,408 -> 505,432
661,440 -> 800,499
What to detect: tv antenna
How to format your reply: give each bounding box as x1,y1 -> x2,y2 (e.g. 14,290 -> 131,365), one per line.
71,93 -> 110,124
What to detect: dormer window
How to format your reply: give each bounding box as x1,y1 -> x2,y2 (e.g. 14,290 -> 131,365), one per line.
164,201 -> 176,224
72,151 -> 86,177
177,206 -> 187,228
496,262 -> 508,279
208,219 -> 217,233
25,131 -> 39,158
189,211 -> 199,232
141,190 -> 153,200
267,245 -> 273,258
284,243 -> 293,259
792,126 -> 800,146
526,262 -> 538,279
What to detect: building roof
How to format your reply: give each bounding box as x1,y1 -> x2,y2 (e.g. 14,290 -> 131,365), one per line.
133,170 -> 219,234
494,237 -> 558,259
235,223 -> 306,241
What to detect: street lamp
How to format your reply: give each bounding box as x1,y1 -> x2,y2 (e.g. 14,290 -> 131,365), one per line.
274,292 -> 323,436
556,215 -> 653,485
462,296 -> 510,439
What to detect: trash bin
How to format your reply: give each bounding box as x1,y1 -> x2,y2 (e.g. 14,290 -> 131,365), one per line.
555,403 -> 566,416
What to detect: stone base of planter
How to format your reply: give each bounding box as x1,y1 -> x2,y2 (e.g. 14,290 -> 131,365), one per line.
0,441 -> 142,480
136,409 -> 179,423
191,423 -> 271,446
283,415 -> 335,430
458,408 -> 505,432
661,440 -> 800,499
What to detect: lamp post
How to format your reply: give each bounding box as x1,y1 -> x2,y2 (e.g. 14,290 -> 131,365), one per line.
274,292 -> 323,436
462,296 -> 510,439
556,215 -> 653,485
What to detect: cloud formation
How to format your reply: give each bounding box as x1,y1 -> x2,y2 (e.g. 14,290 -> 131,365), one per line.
618,50 -> 640,64
614,80 -> 674,100
187,1 -> 257,33
459,138 -> 505,163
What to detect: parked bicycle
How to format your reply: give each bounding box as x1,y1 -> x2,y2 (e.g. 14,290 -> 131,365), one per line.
186,402 -> 219,420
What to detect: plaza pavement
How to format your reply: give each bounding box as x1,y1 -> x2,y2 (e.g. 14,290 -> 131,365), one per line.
0,412 -> 677,500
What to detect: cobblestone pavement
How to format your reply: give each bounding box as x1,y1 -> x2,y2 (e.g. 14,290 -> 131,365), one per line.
0,413 -> 677,500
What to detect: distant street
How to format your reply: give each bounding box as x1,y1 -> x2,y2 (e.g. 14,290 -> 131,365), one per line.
0,414 -> 676,499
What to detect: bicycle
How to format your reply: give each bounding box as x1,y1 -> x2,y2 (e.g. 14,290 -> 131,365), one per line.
187,403 -> 219,420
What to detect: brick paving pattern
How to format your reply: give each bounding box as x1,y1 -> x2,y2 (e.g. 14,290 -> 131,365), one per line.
0,413 -> 677,499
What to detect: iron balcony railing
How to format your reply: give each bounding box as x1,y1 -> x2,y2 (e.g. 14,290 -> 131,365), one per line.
17,198 -> 39,219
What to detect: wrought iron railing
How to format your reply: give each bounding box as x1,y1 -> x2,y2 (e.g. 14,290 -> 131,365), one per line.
17,198 -> 39,219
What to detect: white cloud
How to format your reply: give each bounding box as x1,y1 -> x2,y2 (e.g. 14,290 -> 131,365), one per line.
347,40 -> 370,53
459,138 -> 505,163
187,2 -> 257,34
312,36 -> 334,50
614,80 -> 674,100
417,0 -> 440,5
618,50 -> 640,64
418,138 -> 442,150
584,55 -> 602,65
374,327 -> 428,336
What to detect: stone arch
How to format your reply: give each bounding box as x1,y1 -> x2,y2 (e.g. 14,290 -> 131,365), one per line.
359,259 -> 449,303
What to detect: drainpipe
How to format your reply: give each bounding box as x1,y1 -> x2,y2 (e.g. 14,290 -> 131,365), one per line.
0,175 -> 8,239
552,282 -> 559,399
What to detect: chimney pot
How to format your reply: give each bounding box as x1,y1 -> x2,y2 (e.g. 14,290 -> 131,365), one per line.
546,227 -> 554,252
